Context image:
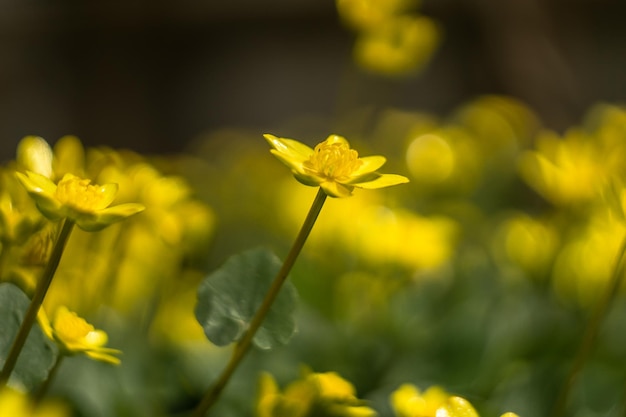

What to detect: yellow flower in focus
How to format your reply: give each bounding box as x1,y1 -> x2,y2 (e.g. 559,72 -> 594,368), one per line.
256,369 -> 377,417
15,171 -> 145,231
38,306 -> 121,364
265,134 -> 408,197
0,387 -> 69,417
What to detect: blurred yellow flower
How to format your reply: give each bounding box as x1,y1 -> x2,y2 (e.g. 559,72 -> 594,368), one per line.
336,0 -> 416,31
15,171 -> 144,231
256,369 -> 377,417
519,129 -> 608,206
493,213 -> 559,277
265,134 -> 408,198
391,384 -> 450,417
0,170 -> 46,246
38,306 -> 121,364
0,387 -> 69,417
552,210 -> 626,307
390,384 -> 517,417
353,15 -> 440,76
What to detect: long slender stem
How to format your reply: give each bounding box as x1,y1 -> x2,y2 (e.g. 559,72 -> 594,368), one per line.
551,235 -> 626,417
191,188 -> 327,417
0,219 -> 75,386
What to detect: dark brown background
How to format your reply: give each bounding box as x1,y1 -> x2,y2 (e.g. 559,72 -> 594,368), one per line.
1,0 -> 625,161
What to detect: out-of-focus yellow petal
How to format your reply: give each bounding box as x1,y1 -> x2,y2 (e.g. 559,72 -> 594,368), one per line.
17,136 -> 53,178
438,396 -> 479,417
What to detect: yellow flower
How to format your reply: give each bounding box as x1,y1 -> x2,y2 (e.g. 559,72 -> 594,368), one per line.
256,369 -> 377,417
38,306 -> 121,364
353,15 -> 440,76
390,384 -> 519,417
15,171 -> 144,231
391,384 -> 450,417
264,134 -> 409,197
0,387 -> 69,417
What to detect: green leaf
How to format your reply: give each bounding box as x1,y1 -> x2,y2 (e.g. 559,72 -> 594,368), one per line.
0,283 -> 58,390
195,247 -> 298,349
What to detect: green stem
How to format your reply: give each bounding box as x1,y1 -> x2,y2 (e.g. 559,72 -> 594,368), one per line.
0,219 -> 74,386
551,235 -> 626,417
191,188 -> 327,417
34,354 -> 65,404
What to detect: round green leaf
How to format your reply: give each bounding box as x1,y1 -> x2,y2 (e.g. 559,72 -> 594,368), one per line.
195,247 -> 298,349
0,283 -> 58,390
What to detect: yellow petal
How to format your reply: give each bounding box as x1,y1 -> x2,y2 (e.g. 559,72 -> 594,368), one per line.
264,134 -> 314,170
351,155 -> 387,177
93,183 -> 119,210
321,181 -> 355,198
75,203 -> 145,231
84,350 -> 122,365
84,330 -> 108,348
323,134 -> 350,146
36,308 -> 55,342
437,396 -> 479,417
354,173 -> 409,189
17,136 -> 53,178
15,171 -> 57,196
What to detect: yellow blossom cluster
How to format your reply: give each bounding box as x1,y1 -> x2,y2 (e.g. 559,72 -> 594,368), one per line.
0,136 -> 214,341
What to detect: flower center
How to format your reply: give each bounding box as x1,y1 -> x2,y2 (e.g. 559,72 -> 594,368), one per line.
304,140 -> 363,180
55,175 -> 110,211
54,311 -> 94,343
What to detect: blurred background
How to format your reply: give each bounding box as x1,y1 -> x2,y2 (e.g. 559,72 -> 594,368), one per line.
2,2 -> 626,416
1,0 -> 626,161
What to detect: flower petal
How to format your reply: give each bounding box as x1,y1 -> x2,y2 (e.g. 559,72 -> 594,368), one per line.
438,396 -> 479,417
353,173 -> 410,189
17,136 -> 53,178
84,330 -> 108,347
36,308 -> 55,342
323,134 -> 350,146
294,172 -> 325,187
84,349 -> 122,365
94,183 -> 119,210
321,181 -> 354,198
351,155 -> 387,177
15,171 -> 57,196
264,134 -> 314,172
75,203 -> 145,231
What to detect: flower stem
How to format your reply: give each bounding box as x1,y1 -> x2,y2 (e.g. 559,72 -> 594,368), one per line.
0,219 -> 74,387
551,235 -> 626,417
191,188 -> 327,417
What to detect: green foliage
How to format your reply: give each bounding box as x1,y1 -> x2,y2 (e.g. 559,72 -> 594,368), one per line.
195,247 -> 298,349
0,283 -> 57,391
